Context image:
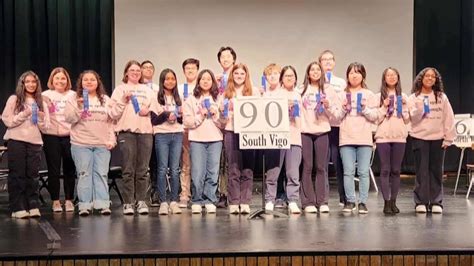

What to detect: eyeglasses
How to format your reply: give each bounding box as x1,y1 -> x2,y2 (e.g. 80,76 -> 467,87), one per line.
320,57 -> 334,62
141,66 -> 154,70
284,74 -> 295,78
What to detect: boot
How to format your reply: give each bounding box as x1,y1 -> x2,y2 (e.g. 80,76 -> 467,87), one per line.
391,199 -> 400,213
383,200 -> 393,214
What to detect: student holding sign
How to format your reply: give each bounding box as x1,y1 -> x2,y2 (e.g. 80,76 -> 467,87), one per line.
2,71 -> 49,218
177,58 -> 200,208
300,62 -> 339,213
335,62 -> 378,214
374,68 -> 410,214
222,63 -> 258,214
183,69 -> 223,214
408,67 -> 455,214
65,70 -> 116,216
149,69 -> 184,215
41,67 -> 77,213
110,60 -> 155,215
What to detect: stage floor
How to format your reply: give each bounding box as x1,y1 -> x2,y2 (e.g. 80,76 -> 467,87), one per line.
1,178 -> 474,259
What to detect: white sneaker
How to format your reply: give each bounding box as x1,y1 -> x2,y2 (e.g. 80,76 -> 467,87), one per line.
229,204 -> 240,214
169,201 -> 182,214
29,208 -> 41,218
205,204 -> 217,213
319,205 -> 330,213
178,200 -> 188,208
123,204 -> 135,215
415,205 -> 427,213
136,201 -> 149,215
159,202 -> 169,215
304,205 -> 318,213
240,204 -> 250,214
265,202 -> 274,212
52,201 -> 63,213
65,201 -> 75,212
191,204 -> 202,214
431,205 -> 443,214
288,202 -> 301,214
101,208 -> 111,215
11,210 -> 29,219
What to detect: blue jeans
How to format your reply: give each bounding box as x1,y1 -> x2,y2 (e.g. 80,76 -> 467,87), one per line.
71,144 -> 111,210
190,141 -> 222,205
155,132 -> 183,202
340,145 -> 372,204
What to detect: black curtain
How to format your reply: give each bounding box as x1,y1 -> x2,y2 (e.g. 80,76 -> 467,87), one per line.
0,0 -> 113,138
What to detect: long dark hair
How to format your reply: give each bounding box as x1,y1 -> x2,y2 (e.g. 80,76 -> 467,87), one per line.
15,71 -> 44,113
412,67 -> 444,103
302,61 -> 325,95
345,62 -> 367,92
379,67 -> 402,107
75,70 -> 108,106
279,65 -> 298,89
193,69 -> 219,101
157,69 -> 181,106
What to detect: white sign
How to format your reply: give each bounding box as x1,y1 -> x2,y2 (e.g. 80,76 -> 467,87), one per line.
453,114 -> 472,148
234,97 -> 290,149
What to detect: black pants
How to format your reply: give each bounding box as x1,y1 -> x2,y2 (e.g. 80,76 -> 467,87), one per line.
328,126 -> 345,203
7,140 -> 42,212
42,134 -> 76,201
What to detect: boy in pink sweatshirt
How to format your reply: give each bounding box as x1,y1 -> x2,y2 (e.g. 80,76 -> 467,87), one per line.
408,67 -> 455,214
2,71 -> 49,219
65,70 -> 116,216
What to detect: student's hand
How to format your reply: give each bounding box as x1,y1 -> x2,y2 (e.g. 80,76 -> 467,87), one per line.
383,98 -> 390,107
210,106 -> 218,118
199,107 -> 208,117
106,143 -> 115,150
138,106 -> 149,116
321,98 -> 330,109
38,111 -> 45,120
23,105 -> 32,116
168,112 -> 177,122
76,97 -> 84,109
442,144 -> 449,149
122,92 -> 132,103
360,98 -> 367,110
259,87 -> 265,95
402,96 -> 407,105
342,98 -> 350,111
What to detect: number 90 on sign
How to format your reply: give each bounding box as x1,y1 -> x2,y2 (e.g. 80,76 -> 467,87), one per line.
234,97 -> 290,133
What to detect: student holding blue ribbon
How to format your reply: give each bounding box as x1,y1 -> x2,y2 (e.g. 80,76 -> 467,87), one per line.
110,60 -> 155,215
334,62 -> 378,214
374,67 -> 410,214
177,58 -> 200,208
408,67 -> 455,214
299,61 -> 339,214
183,69 -> 224,214
148,69 -> 184,215
2,71 -> 49,219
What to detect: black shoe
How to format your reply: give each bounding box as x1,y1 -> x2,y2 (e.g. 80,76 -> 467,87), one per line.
342,202 -> 356,212
358,203 -> 368,214
383,200 -> 393,214
391,199 -> 400,213
150,192 -> 160,207
216,194 -> 228,208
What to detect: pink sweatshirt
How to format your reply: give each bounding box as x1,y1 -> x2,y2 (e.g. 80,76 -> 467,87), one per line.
153,94 -> 184,134
183,95 -> 223,142
2,96 -> 50,145
41,90 -> 76,136
222,87 -> 260,131
300,84 -> 339,135
110,83 -> 155,134
279,88 -> 302,147
64,95 -> 116,148
408,91 -> 455,146
334,89 -> 378,146
374,92 -> 410,143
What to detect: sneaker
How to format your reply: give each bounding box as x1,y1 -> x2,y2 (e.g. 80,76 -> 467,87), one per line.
229,204 -> 239,214
240,204 -> 250,214
150,192 -> 160,207
79,209 -> 90,216
265,202 -> 274,212
431,205 -> 443,214
29,208 -> 41,218
274,199 -> 287,208
342,202 -> 356,212
288,202 -> 301,214
339,201 -> 345,207
169,201 -> 182,214
159,202 -> 169,215
216,194 -> 228,208
415,204 -> 427,213
304,205 -> 318,213
11,210 -> 29,219
319,205 -> 330,213
52,201 -> 63,213
178,200 -> 188,208
205,203 -> 217,213
358,203 -> 369,214
191,204 -> 202,214
123,204 -> 135,215
100,208 -> 111,215
65,201 -> 75,212
137,201 -> 149,215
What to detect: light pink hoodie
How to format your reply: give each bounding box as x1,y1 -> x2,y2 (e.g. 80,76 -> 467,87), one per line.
408,91 -> 455,146
300,84 -> 340,135
41,89 -> 76,136
374,92 -> 410,143
183,95 -> 223,142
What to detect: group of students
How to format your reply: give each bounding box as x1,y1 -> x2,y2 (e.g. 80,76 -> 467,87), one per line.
2,47 -> 455,219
